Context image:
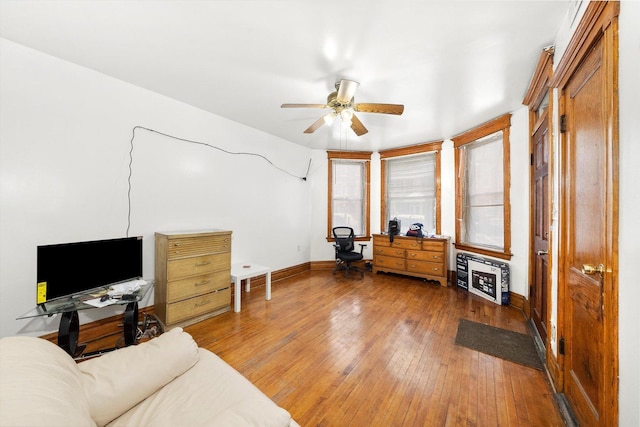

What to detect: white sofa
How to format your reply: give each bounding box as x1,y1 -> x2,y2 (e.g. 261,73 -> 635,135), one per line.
0,328 -> 299,427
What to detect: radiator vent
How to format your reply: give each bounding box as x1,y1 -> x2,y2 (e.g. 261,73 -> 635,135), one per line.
456,253 -> 510,305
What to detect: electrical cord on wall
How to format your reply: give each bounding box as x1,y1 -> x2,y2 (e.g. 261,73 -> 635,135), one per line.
126,125 -> 311,237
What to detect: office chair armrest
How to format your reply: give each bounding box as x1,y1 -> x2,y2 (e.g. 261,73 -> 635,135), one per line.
358,243 -> 367,254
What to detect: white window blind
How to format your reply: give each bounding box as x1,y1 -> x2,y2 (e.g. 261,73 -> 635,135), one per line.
385,153 -> 436,234
332,160 -> 366,236
460,131 -> 504,249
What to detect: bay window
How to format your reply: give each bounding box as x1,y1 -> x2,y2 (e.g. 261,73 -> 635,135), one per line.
453,113 -> 512,259
327,151 -> 371,240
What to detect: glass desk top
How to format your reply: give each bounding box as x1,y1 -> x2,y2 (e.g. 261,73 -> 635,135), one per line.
17,280 -> 153,320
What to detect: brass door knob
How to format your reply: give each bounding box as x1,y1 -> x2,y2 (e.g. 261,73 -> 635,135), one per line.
582,263 -> 604,275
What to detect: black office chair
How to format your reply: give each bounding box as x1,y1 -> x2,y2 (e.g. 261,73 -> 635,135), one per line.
332,226 -> 366,278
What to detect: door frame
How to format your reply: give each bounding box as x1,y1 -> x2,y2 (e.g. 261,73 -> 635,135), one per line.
551,1 -> 620,425
523,47 -> 555,363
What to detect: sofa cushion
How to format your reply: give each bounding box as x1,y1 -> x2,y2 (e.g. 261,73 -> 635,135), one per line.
107,348 -> 292,427
0,336 -> 96,427
78,327 -> 199,427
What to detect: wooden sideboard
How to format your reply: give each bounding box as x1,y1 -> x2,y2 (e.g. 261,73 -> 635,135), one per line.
154,229 -> 232,328
372,234 -> 449,286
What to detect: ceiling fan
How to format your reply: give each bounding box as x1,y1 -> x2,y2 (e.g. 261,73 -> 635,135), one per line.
281,79 -> 404,136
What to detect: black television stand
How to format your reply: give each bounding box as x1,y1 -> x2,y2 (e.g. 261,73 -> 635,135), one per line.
17,282 -> 153,357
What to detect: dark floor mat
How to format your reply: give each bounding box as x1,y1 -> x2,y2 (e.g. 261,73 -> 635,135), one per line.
455,318 -> 543,370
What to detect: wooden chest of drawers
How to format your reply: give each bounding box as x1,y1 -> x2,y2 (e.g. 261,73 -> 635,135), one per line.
155,230 -> 232,328
372,234 -> 449,286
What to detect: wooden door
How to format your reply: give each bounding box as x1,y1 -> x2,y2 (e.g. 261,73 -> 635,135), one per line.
560,25 -> 618,426
531,115 -> 549,345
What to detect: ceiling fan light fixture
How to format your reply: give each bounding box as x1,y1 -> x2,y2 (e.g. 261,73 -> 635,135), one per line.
339,108 -> 353,123
323,111 -> 337,125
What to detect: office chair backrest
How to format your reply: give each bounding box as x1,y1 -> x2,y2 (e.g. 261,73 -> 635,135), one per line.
333,227 -> 356,253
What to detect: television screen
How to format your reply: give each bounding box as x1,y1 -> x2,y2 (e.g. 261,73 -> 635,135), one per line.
37,236 -> 143,303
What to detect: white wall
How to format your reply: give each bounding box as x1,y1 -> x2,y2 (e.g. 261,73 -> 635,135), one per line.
618,2 -> 640,425
0,38 -> 313,337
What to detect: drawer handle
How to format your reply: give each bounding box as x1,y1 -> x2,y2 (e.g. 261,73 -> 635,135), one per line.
195,280 -> 211,286
433,256 -> 440,259
195,261 -> 211,267
195,300 -> 211,307
173,243 -> 180,247
433,268 -> 439,271
396,251 -> 403,256
410,253 -> 416,257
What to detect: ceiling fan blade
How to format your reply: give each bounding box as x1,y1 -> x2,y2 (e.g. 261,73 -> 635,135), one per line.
303,113 -> 334,134
354,103 -> 404,115
281,103 -> 327,109
336,79 -> 359,103
350,114 -> 369,136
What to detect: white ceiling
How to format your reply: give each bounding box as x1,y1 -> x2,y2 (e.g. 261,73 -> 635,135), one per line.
0,0 -> 570,152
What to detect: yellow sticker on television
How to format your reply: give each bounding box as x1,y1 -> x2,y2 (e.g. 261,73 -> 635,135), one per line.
37,282 -> 47,304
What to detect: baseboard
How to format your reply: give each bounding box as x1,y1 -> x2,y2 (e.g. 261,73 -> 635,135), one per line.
235,262 -> 311,288
310,259 -> 373,271
508,291 -> 526,310
310,260 -> 336,270
554,393 -> 578,427
546,350 -> 563,391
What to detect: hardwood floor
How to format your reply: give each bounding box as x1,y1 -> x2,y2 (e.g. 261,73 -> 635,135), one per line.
185,270 -> 563,426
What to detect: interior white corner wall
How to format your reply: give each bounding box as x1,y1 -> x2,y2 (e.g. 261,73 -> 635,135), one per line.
618,1 -> 640,425
506,107 -> 531,298
370,152 -> 381,237
545,0 -> 587,364
0,38 -> 312,338
440,140 -> 456,267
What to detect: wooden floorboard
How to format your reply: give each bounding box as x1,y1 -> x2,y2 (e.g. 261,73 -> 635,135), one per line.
185,270 -> 563,426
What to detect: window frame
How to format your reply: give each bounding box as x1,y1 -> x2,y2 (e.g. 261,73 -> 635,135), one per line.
452,113 -> 512,260
327,150 -> 372,242
379,141 -> 443,235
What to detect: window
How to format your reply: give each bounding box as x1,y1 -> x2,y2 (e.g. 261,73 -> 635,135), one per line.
453,113 -> 512,259
380,142 -> 442,235
327,151 -> 371,240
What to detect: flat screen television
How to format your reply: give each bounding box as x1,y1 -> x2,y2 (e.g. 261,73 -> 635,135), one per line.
36,236 -> 143,304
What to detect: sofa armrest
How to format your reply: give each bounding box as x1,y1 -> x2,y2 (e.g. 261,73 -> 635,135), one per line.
0,336 -> 96,427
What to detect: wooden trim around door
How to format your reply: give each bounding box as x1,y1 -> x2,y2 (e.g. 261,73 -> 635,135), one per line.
523,47 -> 555,368
555,2 -> 619,425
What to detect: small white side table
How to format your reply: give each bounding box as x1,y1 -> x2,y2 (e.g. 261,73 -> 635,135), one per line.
230,263 -> 272,313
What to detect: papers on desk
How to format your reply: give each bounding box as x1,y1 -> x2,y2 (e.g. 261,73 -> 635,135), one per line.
108,279 -> 146,296
85,297 -> 117,308
84,279 -> 148,308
